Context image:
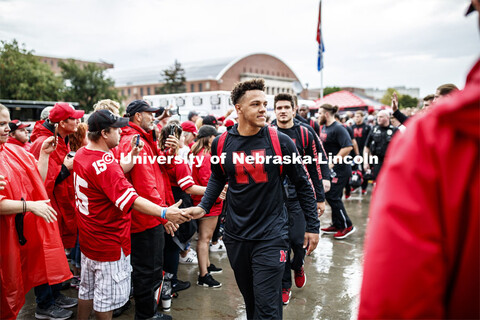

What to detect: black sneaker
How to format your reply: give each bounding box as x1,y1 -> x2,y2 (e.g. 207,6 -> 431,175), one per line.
151,312 -> 172,320
172,279 -> 191,293
59,281 -> 71,291
207,263 -> 223,274
197,273 -> 222,288
113,300 -> 131,318
35,305 -> 73,320
54,294 -> 78,308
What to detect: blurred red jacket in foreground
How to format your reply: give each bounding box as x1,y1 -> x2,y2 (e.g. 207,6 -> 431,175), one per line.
0,144 -> 72,319
359,59 -> 480,319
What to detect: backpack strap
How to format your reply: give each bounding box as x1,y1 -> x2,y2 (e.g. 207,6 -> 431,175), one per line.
267,126 -> 283,176
216,131 -> 229,174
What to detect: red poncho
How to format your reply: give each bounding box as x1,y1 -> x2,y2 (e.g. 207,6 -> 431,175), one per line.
0,144 -> 72,320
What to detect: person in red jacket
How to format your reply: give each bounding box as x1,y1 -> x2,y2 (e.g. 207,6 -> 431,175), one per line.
359,4 -> 480,317
0,104 -> 72,320
191,125 -> 224,288
30,102 -> 84,249
117,100 -> 179,320
29,102 -> 84,318
7,120 -> 31,152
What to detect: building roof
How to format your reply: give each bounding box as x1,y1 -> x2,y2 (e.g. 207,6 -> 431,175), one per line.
314,90 -> 386,112
109,57 -> 234,87
110,53 -> 302,87
314,90 -> 366,109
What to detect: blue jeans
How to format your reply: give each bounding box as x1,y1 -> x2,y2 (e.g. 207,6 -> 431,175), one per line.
34,283 -> 62,309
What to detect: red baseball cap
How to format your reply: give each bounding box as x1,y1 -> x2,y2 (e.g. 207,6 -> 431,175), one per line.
224,119 -> 235,128
8,120 -> 31,131
181,121 -> 198,136
49,102 -> 85,123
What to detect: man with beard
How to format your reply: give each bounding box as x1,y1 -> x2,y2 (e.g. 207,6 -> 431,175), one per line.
272,93 -> 324,305
117,100 -> 180,320
318,104 -> 355,239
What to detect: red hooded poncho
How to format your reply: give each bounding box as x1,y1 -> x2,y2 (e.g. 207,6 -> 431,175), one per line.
30,123 -> 76,248
359,59 -> 480,319
0,144 -> 72,319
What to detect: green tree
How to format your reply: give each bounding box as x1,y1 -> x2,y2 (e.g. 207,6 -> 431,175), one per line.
155,60 -> 186,94
380,88 -> 399,106
0,39 -> 63,100
323,86 -> 342,96
381,88 -> 418,109
398,94 -> 419,109
59,59 -> 119,112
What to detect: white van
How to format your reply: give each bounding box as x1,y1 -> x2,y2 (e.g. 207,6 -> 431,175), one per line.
143,91 -> 276,122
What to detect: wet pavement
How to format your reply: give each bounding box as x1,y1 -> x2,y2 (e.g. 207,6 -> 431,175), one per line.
18,188 -> 371,320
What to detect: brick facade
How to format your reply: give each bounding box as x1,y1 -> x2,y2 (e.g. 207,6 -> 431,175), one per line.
117,53 -> 307,105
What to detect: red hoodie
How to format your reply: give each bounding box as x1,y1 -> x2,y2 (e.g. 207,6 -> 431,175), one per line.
359,59 -> 480,319
117,123 -> 174,233
29,122 -> 77,248
0,144 -> 72,319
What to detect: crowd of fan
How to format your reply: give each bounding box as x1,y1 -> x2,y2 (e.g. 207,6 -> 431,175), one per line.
0,80 -> 467,320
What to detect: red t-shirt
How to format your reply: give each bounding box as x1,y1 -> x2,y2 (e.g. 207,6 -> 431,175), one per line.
167,161 -> 195,191
73,147 -> 139,262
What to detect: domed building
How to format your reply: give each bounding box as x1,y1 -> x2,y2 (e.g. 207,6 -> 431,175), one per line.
113,53 -> 307,105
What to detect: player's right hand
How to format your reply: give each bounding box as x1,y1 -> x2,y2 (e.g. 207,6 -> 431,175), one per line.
183,206 -> 206,220
29,200 -> 58,223
165,200 -> 191,224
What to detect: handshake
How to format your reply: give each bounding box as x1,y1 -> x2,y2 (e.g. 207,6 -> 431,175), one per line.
160,200 -> 207,236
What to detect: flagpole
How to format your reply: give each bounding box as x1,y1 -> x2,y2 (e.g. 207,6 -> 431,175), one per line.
320,68 -> 324,99
318,0 -> 324,100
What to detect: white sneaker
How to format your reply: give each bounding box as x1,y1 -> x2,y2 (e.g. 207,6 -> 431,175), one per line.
179,249 -> 198,264
210,239 -> 226,252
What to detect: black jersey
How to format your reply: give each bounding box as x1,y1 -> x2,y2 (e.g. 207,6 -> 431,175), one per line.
274,122 -> 325,202
272,118 -> 331,181
198,125 -> 319,241
365,124 -> 398,158
320,121 -> 353,175
351,122 -> 371,154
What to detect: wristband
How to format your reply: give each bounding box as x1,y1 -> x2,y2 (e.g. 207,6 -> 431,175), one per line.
161,208 -> 167,219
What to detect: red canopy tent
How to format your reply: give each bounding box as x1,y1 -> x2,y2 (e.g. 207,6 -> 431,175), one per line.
313,90 -> 387,114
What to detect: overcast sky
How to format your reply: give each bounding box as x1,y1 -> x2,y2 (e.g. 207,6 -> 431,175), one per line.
1,0 -> 478,97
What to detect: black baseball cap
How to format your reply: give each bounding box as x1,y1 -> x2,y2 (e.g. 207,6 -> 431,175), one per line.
88,109 -> 129,132
203,115 -> 218,126
8,120 -> 31,132
188,111 -> 198,120
125,100 -> 159,117
197,125 -> 220,139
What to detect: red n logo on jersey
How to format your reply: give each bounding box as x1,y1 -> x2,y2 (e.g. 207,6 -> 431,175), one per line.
233,150 -> 268,184
280,250 -> 288,262
353,127 -> 363,138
